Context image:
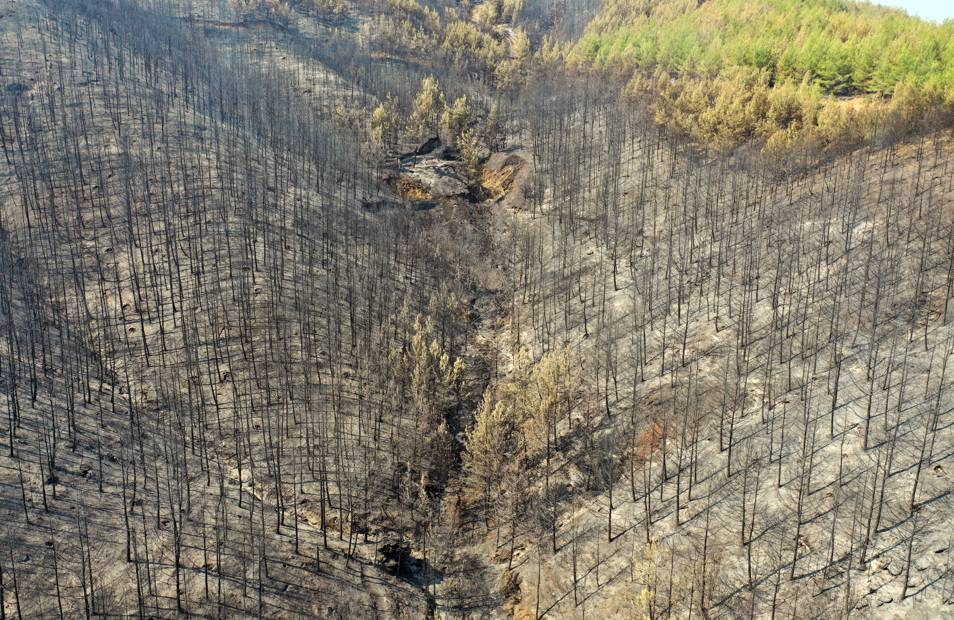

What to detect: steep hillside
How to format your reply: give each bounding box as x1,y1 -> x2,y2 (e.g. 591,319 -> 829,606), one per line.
477,90 -> 954,618
0,0 -> 487,616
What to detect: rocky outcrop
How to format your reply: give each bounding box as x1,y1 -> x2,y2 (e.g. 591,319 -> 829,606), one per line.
397,140 -> 471,202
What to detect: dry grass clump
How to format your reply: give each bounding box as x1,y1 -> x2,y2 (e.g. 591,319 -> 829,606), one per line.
398,176 -> 432,200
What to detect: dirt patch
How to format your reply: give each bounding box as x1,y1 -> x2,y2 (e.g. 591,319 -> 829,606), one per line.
634,420 -> 665,462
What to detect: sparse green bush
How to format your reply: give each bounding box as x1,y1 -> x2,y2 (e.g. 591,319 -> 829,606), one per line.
409,76 -> 447,140
442,95 -> 472,144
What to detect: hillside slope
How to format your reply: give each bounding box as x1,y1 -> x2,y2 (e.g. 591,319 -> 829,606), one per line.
0,0 -> 953,618
482,92 -> 954,618
0,0 -> 485,616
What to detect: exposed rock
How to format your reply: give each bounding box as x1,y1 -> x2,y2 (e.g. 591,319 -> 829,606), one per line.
400,136 -> 441,159
398,157 -> 470,201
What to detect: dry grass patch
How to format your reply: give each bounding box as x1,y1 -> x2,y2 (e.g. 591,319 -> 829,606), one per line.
398,175 -> 432,200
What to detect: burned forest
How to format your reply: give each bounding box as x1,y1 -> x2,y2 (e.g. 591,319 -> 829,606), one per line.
1,0 -> 954,617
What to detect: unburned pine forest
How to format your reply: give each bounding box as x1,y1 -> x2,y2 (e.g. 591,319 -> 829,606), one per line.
0,0 -> 954,618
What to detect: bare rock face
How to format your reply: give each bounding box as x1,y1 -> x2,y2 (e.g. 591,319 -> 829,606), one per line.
394,140 -> 532,209
403,162 -> 469,199
397,139 -> 470,202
